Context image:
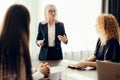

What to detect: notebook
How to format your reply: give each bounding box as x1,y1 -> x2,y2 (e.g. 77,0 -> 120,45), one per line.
96,61 -> 120,80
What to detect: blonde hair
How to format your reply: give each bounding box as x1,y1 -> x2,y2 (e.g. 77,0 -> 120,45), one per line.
42,4 -> 58,24
96,14 -> 120,44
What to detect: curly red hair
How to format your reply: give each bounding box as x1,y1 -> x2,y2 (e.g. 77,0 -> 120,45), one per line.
96,14 -> 120,44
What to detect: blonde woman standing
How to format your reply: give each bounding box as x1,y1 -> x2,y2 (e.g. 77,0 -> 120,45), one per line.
36,4 -> 68,61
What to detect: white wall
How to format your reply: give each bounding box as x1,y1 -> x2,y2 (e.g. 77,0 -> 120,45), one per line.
0,0 -> 102,60
38,0 -> 101,52
0,0 -> 40,59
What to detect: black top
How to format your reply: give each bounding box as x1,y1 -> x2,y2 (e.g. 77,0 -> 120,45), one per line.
94,38 -> 120,62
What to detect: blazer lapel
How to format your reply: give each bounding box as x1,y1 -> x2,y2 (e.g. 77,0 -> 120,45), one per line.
44,24 -> 48,45
55,23 -> 59,43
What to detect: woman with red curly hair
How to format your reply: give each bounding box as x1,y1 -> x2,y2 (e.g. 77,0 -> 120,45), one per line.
68,14 -> 120,69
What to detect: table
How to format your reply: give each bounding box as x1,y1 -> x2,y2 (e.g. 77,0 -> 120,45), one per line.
33,60 -> 97,80
42,60 -> 97,80
62,68 -> 97,80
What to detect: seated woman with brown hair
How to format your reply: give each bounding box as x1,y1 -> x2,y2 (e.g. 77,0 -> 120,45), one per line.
0,4 -> 50,80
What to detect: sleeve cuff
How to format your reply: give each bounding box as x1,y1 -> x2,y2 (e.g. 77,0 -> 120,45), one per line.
32,71 -> 44,80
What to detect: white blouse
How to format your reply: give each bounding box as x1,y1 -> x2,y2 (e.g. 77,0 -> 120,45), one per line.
48,24 -> 55,47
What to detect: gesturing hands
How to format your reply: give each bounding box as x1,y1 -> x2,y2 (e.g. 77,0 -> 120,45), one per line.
57,35 -> 67,44
37,39 -> 45,46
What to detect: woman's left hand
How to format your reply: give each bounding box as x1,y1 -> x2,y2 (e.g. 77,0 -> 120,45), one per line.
74,61 -> 88,69
57,35 -> 67,43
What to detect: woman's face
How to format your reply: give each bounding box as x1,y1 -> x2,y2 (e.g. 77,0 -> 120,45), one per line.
96,23 -> 101,33
48,6 -> 56,20
96,21 -> 105,36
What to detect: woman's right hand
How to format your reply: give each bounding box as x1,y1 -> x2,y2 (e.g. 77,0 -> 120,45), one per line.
37,40 -> 45,46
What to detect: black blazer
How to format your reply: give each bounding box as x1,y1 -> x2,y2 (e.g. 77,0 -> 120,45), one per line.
36,22 -> 67,60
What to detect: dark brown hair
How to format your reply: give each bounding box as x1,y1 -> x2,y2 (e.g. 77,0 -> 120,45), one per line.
0,4 -> 32,80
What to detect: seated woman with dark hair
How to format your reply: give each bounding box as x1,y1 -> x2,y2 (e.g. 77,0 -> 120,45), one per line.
0,4 -> 50,80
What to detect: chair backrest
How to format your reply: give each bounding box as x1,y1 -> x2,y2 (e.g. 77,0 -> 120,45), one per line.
96,61 -> 120,80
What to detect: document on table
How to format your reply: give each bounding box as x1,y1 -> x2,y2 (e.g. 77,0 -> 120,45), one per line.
84,66 -> 96,70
